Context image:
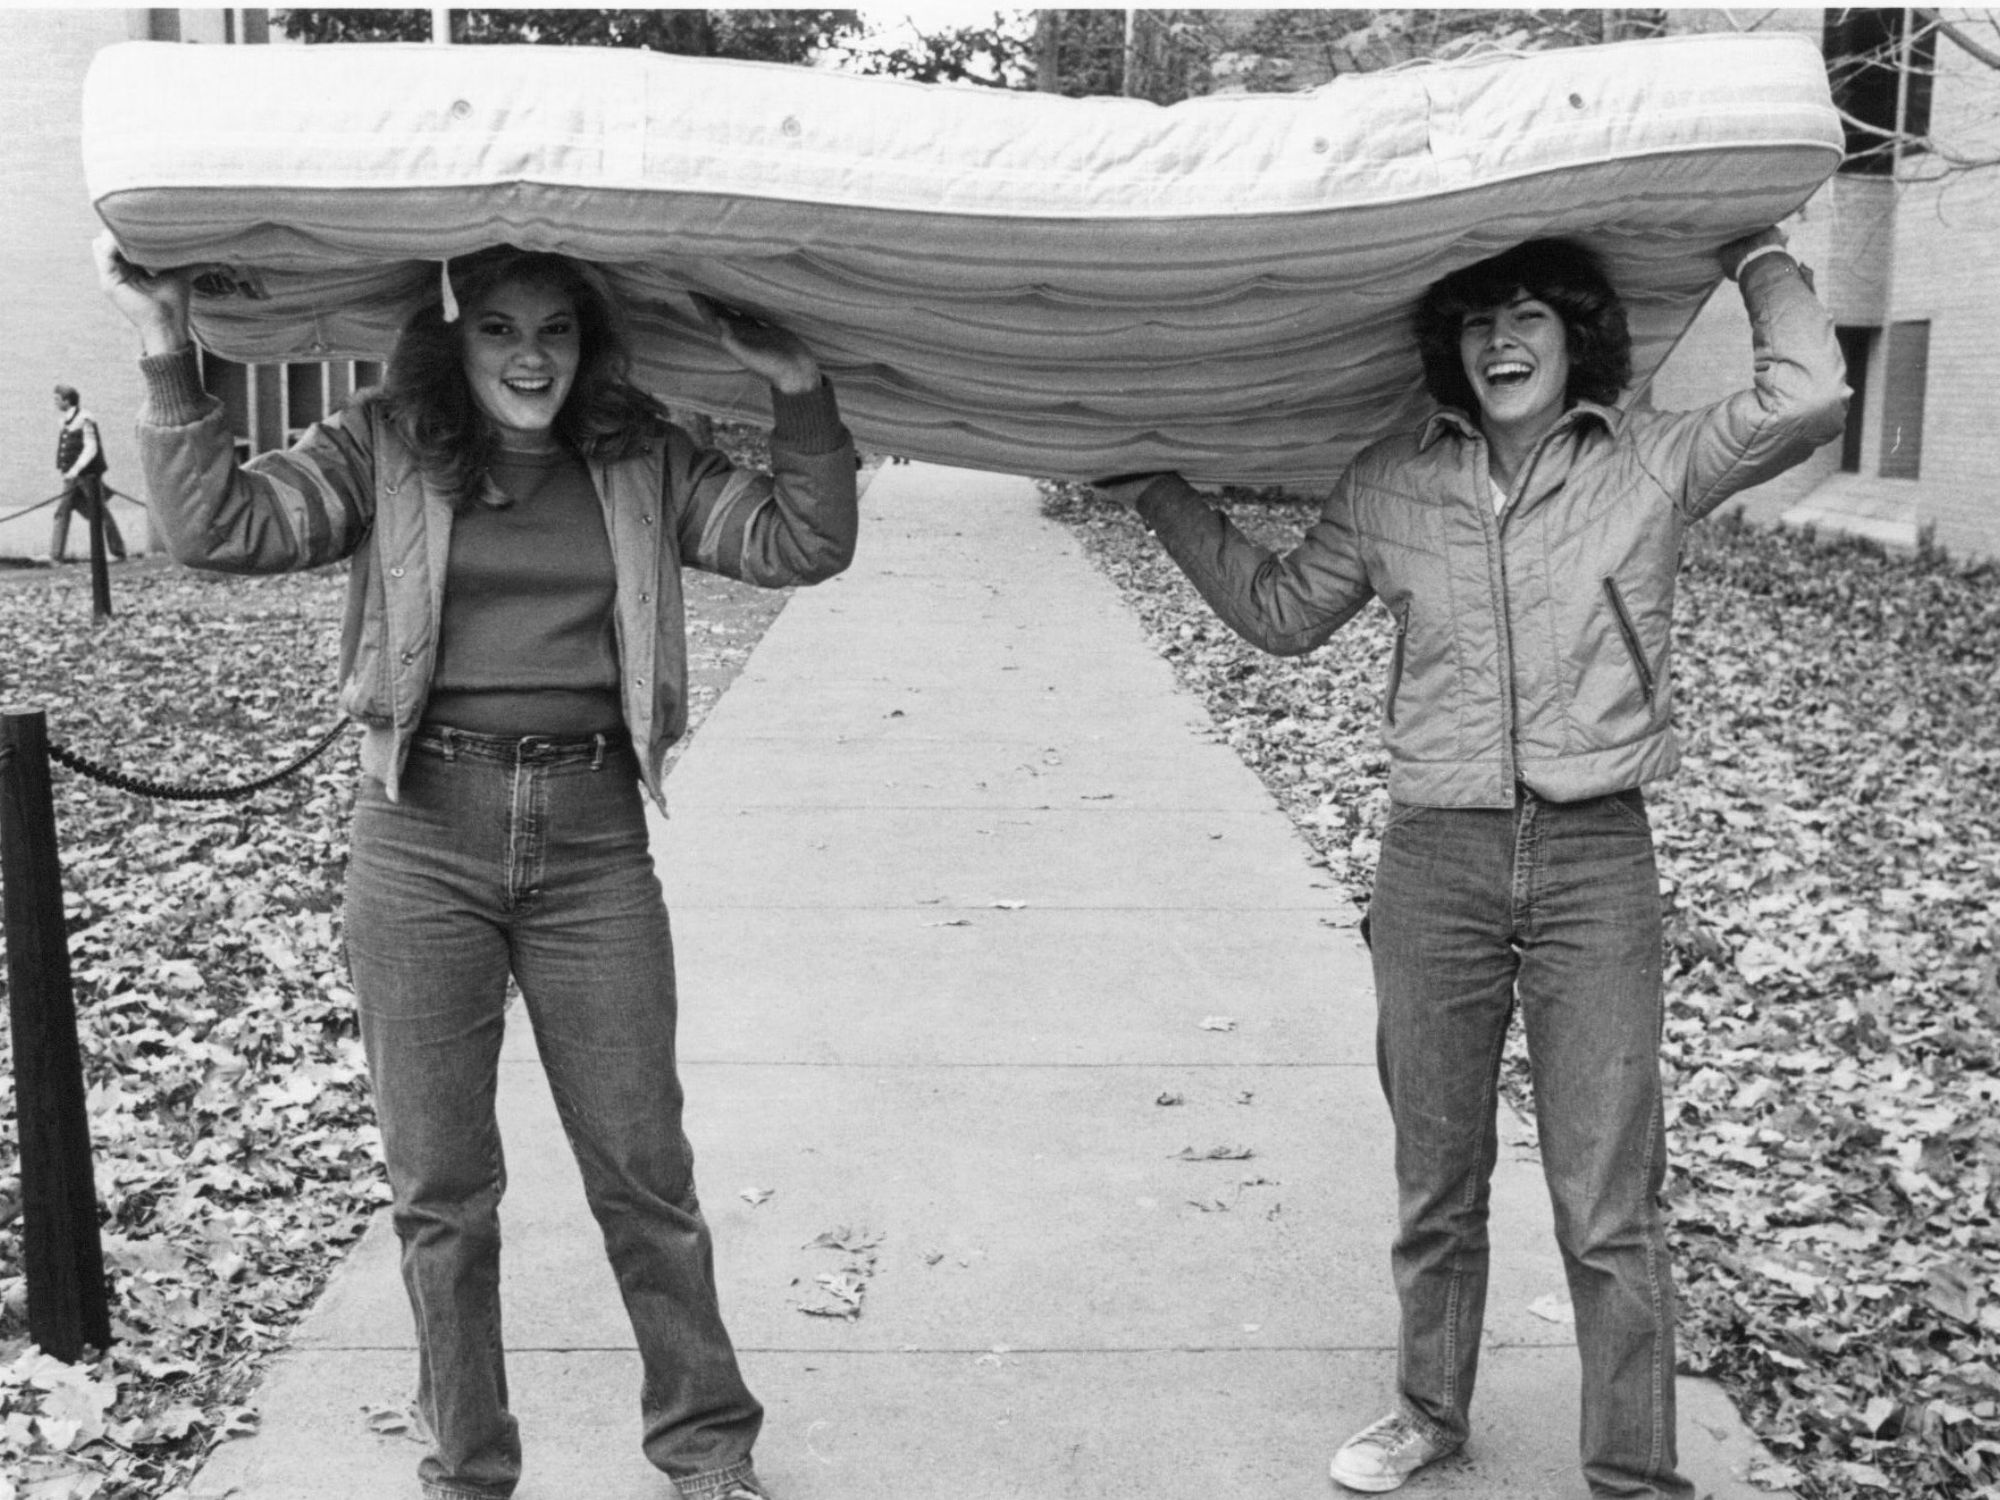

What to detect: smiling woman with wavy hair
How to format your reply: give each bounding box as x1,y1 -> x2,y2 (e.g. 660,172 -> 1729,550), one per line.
378,246 -> 672,508
98,225 -> 858,1500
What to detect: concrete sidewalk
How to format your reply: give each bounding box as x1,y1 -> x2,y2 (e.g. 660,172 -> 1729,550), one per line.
193,462 -> 1782,1500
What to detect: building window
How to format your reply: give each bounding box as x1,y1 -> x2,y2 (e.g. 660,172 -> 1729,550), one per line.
198,350 -> 380,457
1834,327 -> 1873,474
285,362 -> 326,444
1878,320 -> 1929,480
1824,9 -> 1937,175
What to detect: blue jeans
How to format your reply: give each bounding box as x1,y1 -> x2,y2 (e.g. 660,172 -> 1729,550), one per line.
344,728 -> 762,1500
49,473 -> 126,560
1367,788 -> 1694,1500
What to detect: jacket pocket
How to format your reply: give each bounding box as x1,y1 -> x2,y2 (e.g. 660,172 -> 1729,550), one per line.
337,550 -> 396,726
1385,599 -> 1411,726
1602,577 -> 1656,707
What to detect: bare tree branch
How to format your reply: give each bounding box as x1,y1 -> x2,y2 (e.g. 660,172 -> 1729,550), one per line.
1915,8 -> 2000,70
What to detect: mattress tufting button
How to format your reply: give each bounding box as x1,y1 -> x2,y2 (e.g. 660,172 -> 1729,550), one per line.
1568,92 -> 1585,109
1312,137 -> 1329,154
781,115 -> 802,138
451,99 -> 473,120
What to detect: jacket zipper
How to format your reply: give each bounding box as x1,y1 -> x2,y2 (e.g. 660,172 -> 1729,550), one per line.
1602,577 -> 1657,706
1385,600 -> 1410,726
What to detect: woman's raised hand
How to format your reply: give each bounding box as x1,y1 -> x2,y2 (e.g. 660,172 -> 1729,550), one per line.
93,231 -> 193,357
698,296 -> 821,396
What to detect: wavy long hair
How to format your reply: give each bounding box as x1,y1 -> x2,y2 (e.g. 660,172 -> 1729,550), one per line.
377,246 -> 669,508
1412,238 -> 1632,418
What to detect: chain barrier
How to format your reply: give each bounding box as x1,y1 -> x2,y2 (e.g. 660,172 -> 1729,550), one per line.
10,478 -> 343,798
47,717 -> 352,802
4,486 -> 146,524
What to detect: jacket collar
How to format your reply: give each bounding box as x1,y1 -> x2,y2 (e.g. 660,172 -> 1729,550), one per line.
1418,399 -> 1619,452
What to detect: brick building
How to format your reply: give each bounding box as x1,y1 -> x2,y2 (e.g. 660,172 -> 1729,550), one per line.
0,8 -> 167,560
0,6 -> 376,562
3,8 -> 1996,559
1650,8 -> 2000,560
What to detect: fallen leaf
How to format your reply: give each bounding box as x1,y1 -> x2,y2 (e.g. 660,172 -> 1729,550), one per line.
1862,1395 -> 1897,1435
1924,1260 -> 1982,1324
363,1403 -> 412,1435
1748,1461 -> 1805,1490
1528,1292 -> 1575,1326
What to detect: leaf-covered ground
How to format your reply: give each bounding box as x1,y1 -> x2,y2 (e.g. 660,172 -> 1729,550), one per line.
3,473 -> 1994,1497
1040,483 -> 2000,1500
0,542 -> 789,1498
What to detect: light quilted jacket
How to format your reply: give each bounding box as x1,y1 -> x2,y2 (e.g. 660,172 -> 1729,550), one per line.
1134,252 -> 1849,808
134,347 -> 857,805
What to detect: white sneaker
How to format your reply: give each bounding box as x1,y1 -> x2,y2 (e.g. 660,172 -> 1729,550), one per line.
1329,1410 -> 1457,1492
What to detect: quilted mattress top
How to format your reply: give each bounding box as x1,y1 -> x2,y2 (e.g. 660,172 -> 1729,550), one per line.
83,33 -> 1843,485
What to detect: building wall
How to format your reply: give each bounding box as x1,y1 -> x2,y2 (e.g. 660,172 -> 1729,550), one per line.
0,8 -> 155,558
1651,8 -> 2000,560
1886,28 -> 2000,559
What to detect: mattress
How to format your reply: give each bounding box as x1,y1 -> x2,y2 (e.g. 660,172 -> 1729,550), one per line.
82,34 -> 1842,486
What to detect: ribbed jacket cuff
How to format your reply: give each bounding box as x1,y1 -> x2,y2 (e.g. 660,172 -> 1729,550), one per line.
1738,247 -> 1803,291
1733,243 -> 1793,281
770,379 -> 847,455
140,346 -> 211,426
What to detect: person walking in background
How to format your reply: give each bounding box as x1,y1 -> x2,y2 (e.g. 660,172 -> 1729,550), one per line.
96,234 -> 859,1500
1096,229 -> 1846,1496
50,382 -> 127,562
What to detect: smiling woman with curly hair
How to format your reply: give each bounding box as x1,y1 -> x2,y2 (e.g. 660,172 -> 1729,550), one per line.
1412,237 -> 1633,415
1094,227 -> 1847,1498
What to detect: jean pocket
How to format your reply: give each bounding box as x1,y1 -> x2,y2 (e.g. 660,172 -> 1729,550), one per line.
1382,800 -> 1434,837
1606,786 -> 1652,833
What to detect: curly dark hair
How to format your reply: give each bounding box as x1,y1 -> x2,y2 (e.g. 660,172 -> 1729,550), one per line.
377,245 -> 669,509
1412,238 -> 1632,417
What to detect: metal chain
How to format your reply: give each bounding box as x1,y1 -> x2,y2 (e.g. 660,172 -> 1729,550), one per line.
3,486 -> 145,523
47,718 -> 352,802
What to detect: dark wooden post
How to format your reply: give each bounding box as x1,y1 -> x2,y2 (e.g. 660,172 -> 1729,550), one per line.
0,710 -> 112,1360
86,496 -> 112,622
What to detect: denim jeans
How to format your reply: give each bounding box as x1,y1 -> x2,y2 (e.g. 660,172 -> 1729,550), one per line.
49,473 -> 126,560
1367,788 -> 1694,1500
344,727 -> 762,1500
